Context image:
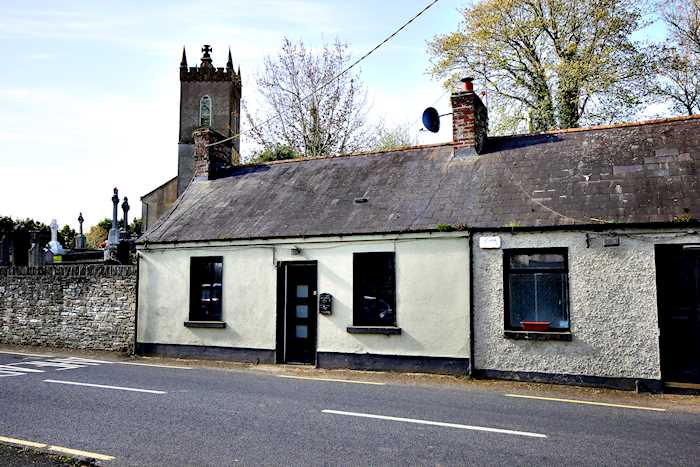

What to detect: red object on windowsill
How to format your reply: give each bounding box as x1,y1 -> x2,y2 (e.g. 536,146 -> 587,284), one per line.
520,321 -> 550,331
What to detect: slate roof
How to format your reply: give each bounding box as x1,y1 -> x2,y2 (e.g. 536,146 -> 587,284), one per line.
141,116 -> 700,244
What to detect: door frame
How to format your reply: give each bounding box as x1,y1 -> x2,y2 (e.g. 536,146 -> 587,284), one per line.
275,261 -> 318,364
655,243 -> 700,384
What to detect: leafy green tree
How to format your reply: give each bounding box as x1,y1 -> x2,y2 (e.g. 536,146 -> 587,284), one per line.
427,0 -> 650,133
86,225 -> 108,249
249,145 -> 301,163
58,224 -> 77,248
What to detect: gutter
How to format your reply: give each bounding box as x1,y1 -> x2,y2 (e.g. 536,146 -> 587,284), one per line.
137,221 -> 700,247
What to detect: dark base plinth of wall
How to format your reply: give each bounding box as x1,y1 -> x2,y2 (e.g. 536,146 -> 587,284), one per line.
136,343 -> 276,365
473,369 -> 663,393
317,352 -> 470,376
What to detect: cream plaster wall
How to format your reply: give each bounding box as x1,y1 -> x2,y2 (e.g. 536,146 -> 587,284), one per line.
137,246 -> 277,349
472,229 -> 700,380
138,235 -> 470,359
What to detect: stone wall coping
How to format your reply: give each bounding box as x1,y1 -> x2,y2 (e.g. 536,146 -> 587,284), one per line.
0,265 -> 136,278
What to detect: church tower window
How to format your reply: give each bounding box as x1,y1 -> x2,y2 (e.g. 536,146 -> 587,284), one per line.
199,95 -> 212,127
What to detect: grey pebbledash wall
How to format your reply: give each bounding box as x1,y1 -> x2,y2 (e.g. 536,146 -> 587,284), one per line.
472,228 -> 700,383
0,265 -> 136,352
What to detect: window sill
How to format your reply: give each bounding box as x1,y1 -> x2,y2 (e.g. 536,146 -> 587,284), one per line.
347,326 -> 402,335
184,321 -> 226,329
504,330 -> 571,341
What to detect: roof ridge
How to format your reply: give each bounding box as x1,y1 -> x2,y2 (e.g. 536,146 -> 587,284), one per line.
235,114 -> 700,168
239,141 -> 453,168
496,114 -> 700,140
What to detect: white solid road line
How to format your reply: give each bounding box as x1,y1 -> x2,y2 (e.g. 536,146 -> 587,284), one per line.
0,435 -> 114,461
0,350 -> 55,358
278,375 -> 386,385
505,394 -> 667,412
43,379 -> 167,394
322,409 -> 548,438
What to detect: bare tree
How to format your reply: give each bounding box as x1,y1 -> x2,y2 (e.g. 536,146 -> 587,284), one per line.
369,121 -> 419,151
662,0 -> 700,54
246,37 -> 369,158
648,1 -> 700,115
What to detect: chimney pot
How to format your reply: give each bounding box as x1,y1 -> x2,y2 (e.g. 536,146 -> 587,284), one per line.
461,77 -> 474,92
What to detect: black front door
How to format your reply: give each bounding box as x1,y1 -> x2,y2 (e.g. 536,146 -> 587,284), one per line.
656,245 -> 700,384
281,263 -> 317,364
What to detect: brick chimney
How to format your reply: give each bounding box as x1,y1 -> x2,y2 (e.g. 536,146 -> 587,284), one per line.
451,77 -> 488,157
192,128 -> 240,180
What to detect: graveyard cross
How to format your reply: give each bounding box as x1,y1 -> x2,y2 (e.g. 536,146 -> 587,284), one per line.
78,213 -> 84,236
122,197 -> 130,235
111,188 -> 119,230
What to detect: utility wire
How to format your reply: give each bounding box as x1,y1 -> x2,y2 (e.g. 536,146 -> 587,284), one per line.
208,0 -> 442,148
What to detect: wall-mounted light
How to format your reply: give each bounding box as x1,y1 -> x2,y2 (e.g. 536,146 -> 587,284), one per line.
291,246 -> 302,255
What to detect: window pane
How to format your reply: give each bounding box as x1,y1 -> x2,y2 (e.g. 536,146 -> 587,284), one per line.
296,285 -> 309,298
509,272 -> 568,329
510,253 -> 565,269
190,257 -> 223,322
354,252 -> 396,326
295,325 -> 308,338
509,274 -> 536,327
296,305 -> 309,318
200,96 -> 212,127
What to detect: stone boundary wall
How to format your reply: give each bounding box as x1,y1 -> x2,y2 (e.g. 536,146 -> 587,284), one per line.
0,265 -> 137,352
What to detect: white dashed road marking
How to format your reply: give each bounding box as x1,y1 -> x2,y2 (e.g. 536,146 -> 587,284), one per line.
43,379 -> 167,394
322,409 -> 548,438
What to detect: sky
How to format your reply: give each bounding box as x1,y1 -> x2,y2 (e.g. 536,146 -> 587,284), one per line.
0,0 -> 669,232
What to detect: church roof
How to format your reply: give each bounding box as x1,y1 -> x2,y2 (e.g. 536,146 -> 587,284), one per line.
140,115 -> 700,244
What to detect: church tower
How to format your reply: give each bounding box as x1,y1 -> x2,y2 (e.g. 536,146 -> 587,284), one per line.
177,45 -> 241,195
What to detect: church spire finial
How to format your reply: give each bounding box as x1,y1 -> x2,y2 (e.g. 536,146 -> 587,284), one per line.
226,47 -> 233,72
180,46 -> 188,69
200,44 -> 213,69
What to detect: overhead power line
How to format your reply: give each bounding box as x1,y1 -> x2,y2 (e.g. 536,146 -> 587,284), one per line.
208,0 -> 442,148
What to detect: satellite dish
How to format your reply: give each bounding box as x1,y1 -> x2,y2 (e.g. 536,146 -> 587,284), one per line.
422,107 -> 440,133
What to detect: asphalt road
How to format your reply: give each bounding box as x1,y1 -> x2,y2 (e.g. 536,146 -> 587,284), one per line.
0,350 -> 698,466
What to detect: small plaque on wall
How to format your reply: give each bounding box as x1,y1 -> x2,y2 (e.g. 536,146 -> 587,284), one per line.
319,293 -> 333,315
479,236 -> 502,249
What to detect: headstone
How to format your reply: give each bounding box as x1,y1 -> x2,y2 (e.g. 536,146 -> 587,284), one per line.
0,234 -> 10,266
47,219 -> 65,255
74,212 -> 86,249
28,231 -> 44,266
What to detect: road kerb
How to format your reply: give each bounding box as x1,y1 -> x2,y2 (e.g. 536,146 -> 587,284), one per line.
0,435 -> 114,461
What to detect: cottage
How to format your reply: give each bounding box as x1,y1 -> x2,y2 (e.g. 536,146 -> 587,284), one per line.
137,48 -> 700,392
